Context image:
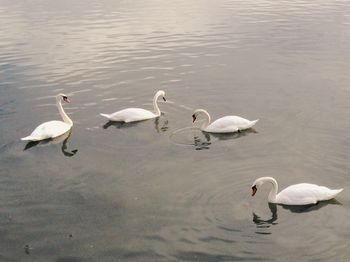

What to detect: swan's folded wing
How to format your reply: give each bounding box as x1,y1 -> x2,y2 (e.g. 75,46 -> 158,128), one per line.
109,108 -> 156,122
206,117 -> 239,133
30,121 -> 71,139
207,116 -> 257,133
277,183 -> 342,205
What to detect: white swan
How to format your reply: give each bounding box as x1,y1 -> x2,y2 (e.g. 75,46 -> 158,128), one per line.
251,177 -> 343,205
100,90 -> 166,123
21,94 -> 73,141
192,109 -> 258,133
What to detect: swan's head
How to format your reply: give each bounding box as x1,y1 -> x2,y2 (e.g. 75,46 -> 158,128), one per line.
57,93 -> 70,103
192,113 -> 197,123
156,90 -> 166,101
192,109 -> 207,123
251,178 -> 265,196
192,110 -> 200,123
251,177 -> 276,197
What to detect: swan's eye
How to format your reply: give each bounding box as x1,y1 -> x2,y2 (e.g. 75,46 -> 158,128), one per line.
251,185 -> 257,196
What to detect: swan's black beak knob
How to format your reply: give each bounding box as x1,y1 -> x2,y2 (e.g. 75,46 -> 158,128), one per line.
63,96 -> 70,103
251,185 -> 257,196
162,96 -> 166,102
192,114 -> 196,123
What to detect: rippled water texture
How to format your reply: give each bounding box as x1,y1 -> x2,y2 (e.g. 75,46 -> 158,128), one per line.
1,0 -> 350,261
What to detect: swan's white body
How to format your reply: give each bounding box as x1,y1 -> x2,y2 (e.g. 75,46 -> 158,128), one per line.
100,90 -> 166,123
21,94 -> 73,141
192,109 -> 258,133
251,177 -> 343,205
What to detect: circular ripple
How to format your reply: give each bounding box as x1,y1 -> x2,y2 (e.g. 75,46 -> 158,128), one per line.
169,126 -> 213,150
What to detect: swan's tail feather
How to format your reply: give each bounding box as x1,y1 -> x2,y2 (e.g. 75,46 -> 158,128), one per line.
100,113 -> 110,119
247,119 -> 259,128
333,188 -> 344,196
325,188 -> 344,201
21,136 -> 38,141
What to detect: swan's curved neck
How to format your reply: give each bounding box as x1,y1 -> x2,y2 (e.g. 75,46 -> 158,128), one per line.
197,109 -> 211,129
265,177 -> 278,203
153,92 -> 162,117
56,97 -> 73,126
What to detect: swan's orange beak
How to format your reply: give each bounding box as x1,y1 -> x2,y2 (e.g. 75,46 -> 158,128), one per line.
251,185 -> 257,196
63,96 -> 70,103
192,114 -> 196,123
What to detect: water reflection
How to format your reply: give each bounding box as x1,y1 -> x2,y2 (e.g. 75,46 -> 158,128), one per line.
207,128 -> 258,141
154,117 -> 169,133
1,0 -> 349,259
102,116 -> 169,133
193,133 -> 211,150
102,120 -> 139,129
170,126 -> 258,150
193,128 -> 257,150
23,131 -> 78,157
253,203 -> 278,234
280,199 -> 342,213
253,200 -> 342,234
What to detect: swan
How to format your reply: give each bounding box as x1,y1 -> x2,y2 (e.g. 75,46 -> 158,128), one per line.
21,94 -> 73,141
100,90 -> 166,123
192,109 -> 258,133
251,177 -> 343,205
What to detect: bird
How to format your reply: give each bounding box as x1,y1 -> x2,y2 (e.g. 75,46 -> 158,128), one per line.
192,108 -> 258,133
251,176 -> 343,205
100,90 -> 166,123
21,94 -> 73,141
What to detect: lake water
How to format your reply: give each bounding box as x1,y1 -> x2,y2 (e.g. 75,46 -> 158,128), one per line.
1,0 -> 350,261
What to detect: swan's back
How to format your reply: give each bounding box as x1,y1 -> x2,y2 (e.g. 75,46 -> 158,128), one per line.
105,108 -> 156,122
205,116 -> 258,133
276,183 -> 343,205
21,121 -> 71,141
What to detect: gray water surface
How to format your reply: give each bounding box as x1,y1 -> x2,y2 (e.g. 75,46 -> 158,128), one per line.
1,0 -> 350,261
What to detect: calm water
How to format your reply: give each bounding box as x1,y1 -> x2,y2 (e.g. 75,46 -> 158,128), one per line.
1,0 -> 350,261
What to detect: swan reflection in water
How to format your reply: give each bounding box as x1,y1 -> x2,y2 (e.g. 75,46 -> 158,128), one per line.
102,115 -> 169,133
280,198 -> 342,213
253,199 -> 342,233
193,128 -> 257,150
253,203 -> 278,234
23,131 -> 78,157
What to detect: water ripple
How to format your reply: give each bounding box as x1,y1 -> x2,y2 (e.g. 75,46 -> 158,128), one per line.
1,0 -> 350,261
